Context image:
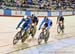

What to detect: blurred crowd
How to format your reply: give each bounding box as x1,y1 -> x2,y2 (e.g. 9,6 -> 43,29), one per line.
0,0 -> 75,11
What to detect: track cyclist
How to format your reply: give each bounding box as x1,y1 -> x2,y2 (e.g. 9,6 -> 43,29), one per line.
56,15 -> 64,34
39,16 -> 52,31
38,16 -> 52,44
29,14 -> 39,38
16,15 -> 32,43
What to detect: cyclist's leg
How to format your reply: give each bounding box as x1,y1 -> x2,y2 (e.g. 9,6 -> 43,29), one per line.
31,25 -> 36,38
59,22 -> 62,33
61,19 -> 64,33
21,26 -> 30,43
62,22 -> 64,33
57,22 -> 60,34
59,23 -> 62,29
43,23 -> 47,32
44,28 -> 50,43
24,26 -> 30,35
43,24 -> 48,43
62,20 -> 64,29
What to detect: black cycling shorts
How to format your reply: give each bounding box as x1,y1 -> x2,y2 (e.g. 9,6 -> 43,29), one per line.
59,17 -> 64,21
44,21 -> 52,27
50,21 -> 52,26
44,23 -> 48,27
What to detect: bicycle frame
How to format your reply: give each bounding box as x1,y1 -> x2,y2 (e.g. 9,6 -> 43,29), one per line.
38,28 -> 50,44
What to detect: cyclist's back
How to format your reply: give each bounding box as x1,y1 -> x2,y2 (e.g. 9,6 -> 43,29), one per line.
16,15 -> 32,31
57,15 -> 64,23
57,15 -> 64,33
31,14 -> 38,25
39,16 -> 52,30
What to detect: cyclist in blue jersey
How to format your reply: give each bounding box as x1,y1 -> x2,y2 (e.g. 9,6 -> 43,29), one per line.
38,16 -> 52,44
16,15 -> 32,32
16,15 -> 32,43
39,16 -> 52,31
13,16 -> 32,44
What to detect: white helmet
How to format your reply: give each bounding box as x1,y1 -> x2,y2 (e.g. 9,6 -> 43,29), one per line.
24,15 -> 27,19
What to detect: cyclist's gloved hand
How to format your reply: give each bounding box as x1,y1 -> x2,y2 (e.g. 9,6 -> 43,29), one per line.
16,27 -> 18,29
38,28 -> 40,30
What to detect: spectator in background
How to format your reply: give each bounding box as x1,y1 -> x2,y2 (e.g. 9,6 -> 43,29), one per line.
16,0 -> 21,10
0,2 -> 2,8
38,0 -> 42,3
39,1 -> 44,9
27,0 -> 33,4
56,1 -> 62,10
22,0 -> 27,7
1,2 -> 6,9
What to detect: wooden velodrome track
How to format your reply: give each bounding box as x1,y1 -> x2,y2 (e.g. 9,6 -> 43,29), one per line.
0,16 -> 75,54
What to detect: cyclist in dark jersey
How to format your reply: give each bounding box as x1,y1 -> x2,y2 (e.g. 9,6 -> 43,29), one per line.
57,15 -> 64,33
30,14 -> 39,38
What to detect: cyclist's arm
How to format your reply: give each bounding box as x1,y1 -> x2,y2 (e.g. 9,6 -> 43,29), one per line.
35,17 -> 39,25
47,20 -> 51,30
16,18 -> 25,29
39,19 -> 45,29
62,17 -> 64,25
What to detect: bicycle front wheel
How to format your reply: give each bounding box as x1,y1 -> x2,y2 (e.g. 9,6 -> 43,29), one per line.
57,25 -> 61,34
38,32 -> 44,45
13,32 -> 22,45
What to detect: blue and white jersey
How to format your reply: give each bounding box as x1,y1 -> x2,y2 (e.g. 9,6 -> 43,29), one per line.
39,18 -> 52,30
16,17 -> 32,31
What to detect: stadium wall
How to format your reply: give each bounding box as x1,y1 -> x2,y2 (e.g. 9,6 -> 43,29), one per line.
0,9 -> 75,17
